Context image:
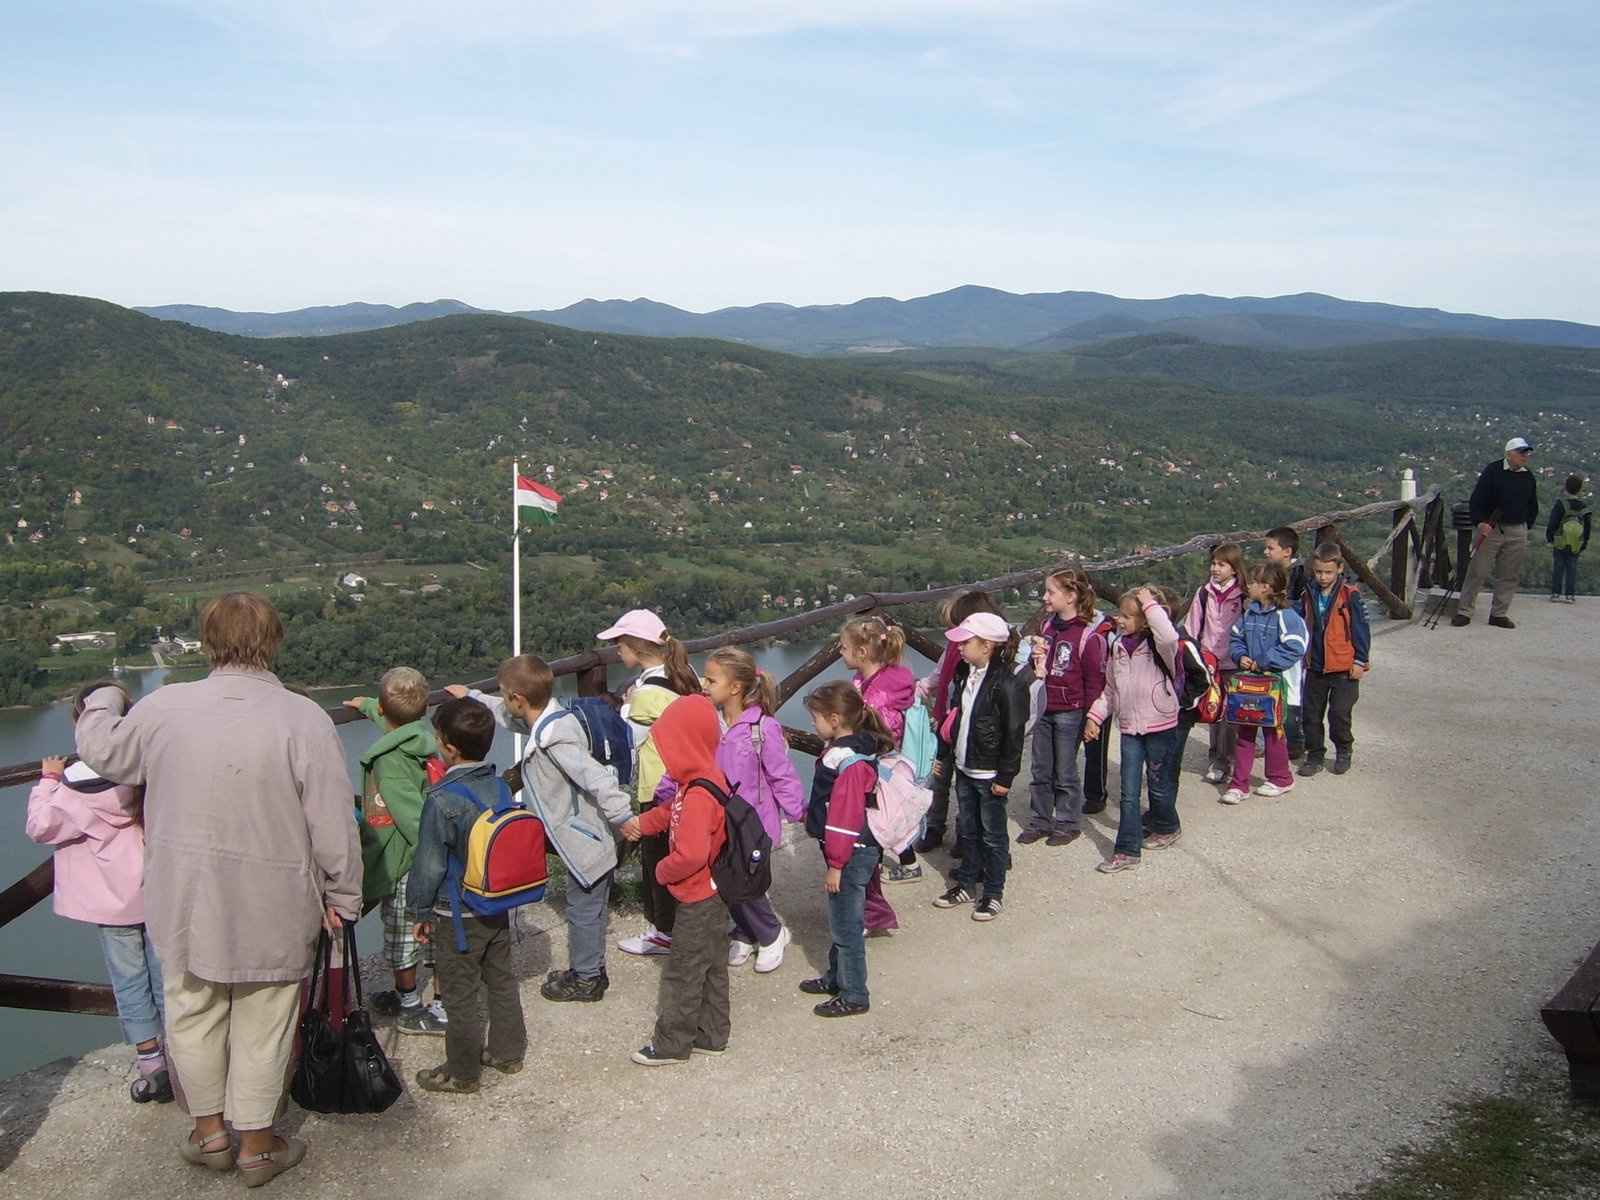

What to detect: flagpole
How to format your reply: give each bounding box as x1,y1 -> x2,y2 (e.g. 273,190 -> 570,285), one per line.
511,460 -> 523,765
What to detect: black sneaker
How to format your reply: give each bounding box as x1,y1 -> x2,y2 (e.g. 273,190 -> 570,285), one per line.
1045,830 -> 1081,847
798,976 -> 839,996
1297,757 -> 1325,778
933,886 -> 974,909
1450,614 -> 1471,627
369,990 -> 406,1016
1081,798 -> 1107,814
1288,745 -> 1306,762
971,897 -> 1003,922
540,968 -> 609,1002
914,829 -> 945,854
630,1044 -> 690,1066
1330,755 -> 1354,775
813,996 -> 870,1018
1488,615 -> 1516,629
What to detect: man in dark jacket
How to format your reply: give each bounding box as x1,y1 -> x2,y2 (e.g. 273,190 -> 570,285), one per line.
1453,437 -> 1538,629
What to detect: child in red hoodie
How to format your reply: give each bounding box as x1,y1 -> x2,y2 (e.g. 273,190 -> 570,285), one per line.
621,694 -> 730,1064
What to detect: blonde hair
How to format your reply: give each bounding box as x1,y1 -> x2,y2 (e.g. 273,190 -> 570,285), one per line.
804,681 -> 894,753
497,654 -> 555,709
1045,567 -> 1098,621
200,592 -> 284,670
938,589 -> 1002,629
378,666 -> 429,725
704,647 -> 779,717
840,615 -> 905,666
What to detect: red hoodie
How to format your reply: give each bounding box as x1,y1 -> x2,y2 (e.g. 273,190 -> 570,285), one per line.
636,694 -> 728,903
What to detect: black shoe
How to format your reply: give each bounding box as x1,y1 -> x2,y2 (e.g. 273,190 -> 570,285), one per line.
798,976 -> 839,996
1288,745 -> 1306,762
1297,757 -> 1325,778
540,968 -> 609,1002
1450,614 -> 1471,627
1081,798 -> 1106,815
1330,755 -> 1353,775
1488,615 -> 1516,629
1016,827 -> 1049,845
369,989 -> 406,1016
813,996 -> 870,1018
1045,829 -> 1081,847
914,829 -> 945,854
631,1044 -> 690,1066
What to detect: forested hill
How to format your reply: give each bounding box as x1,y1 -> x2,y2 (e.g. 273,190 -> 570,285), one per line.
4,291 -> 1598,692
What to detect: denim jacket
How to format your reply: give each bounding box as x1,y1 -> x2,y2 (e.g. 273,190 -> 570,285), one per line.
403,762 -> 501,925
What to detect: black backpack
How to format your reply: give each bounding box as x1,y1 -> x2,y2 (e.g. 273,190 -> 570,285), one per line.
687,776 -> 773,907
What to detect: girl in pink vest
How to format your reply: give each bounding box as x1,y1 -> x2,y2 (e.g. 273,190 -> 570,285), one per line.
27,683 -> 170,1104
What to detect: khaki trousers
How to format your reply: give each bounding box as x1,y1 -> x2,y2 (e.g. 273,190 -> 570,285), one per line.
1457,523 -> 1528,619
164,971 -> 301,1130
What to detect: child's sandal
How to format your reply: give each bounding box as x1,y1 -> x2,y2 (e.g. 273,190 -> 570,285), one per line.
131,1067 -> 174,1104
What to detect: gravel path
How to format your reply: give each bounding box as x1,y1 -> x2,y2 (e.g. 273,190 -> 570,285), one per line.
3,597 -> 1597,1199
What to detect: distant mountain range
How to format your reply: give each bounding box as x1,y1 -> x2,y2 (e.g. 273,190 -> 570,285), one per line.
138,285 -> 1600,355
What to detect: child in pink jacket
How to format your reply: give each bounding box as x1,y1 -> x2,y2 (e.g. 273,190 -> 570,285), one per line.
26,684 -> 170,1103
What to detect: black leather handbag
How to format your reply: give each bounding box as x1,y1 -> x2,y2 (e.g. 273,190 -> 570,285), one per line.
290,922 -> 403,1114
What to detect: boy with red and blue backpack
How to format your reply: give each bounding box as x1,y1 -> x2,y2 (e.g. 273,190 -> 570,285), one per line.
1295,543 -> 1371,778
405,697 -> 527,1095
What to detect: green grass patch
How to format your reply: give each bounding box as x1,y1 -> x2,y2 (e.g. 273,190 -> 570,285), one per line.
1340,1071 -> 1600,1199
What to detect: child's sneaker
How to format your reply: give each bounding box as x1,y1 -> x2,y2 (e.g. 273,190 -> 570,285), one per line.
971,897 -> 1003,922
480,1049 -> 523,1075
1202,765 -> 1227,783
1219,788 -> 1248,805
1096,853 -> 1141,874
618,926 -> 672,956
1330,754 -> 1354,775
727,939 -> 754,967
631,1044 -> 690,1066
753,925 -> 792,974
1144,829 -> 1183,851
539,968 -> 609,1002
398,1004 -> 448,1036
813,996 -> 870,1018
883,860 -> 922,884
933,886 -> 974,909
1254,781 -> 1294,797
369,989 -> 406,1016
1297,757 -> 1325,778
415,1066 -> 478,1093
130,1067 -> 173,1104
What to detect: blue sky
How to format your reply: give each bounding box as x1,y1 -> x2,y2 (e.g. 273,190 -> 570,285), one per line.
4,1 -> 1596,322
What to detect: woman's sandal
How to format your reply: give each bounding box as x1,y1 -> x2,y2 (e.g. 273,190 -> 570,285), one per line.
178,1129 -> 235,1171
237,1136 -> 306,1189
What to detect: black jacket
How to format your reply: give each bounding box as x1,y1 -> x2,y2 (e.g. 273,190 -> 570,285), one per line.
937,661 -> 1029,789
1468,459 -> 1539,527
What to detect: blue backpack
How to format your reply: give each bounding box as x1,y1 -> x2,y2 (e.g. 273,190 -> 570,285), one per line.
566,696 -> 634,786
899,699 -> 937,785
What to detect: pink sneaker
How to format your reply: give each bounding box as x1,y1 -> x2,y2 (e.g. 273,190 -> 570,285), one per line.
1096,853 -> 1141,874
618,926 -> 672,956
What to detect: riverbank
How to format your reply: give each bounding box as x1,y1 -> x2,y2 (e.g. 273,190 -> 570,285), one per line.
2,598 -> 1597,1198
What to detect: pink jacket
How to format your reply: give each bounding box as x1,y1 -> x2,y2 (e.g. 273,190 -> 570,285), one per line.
1184,579 -> 1244,670
1088,602 -> 1181,735
26,763 -> 147,926
854,664 -> 915,747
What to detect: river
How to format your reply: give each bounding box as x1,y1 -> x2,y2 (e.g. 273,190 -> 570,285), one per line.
0,639 -> 857,1082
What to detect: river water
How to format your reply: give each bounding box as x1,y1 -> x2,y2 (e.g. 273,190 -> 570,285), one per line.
0,640 -> 859,1082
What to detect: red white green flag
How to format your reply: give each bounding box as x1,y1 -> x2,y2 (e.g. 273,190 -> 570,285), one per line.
514,474 -> 562,521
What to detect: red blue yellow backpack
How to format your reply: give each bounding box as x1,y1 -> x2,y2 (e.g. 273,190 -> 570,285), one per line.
441,778 -> 548,950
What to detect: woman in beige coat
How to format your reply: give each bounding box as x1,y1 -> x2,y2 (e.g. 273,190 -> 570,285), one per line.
76,592 -> 361,1187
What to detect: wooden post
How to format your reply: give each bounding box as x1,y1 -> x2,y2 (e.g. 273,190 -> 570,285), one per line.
0,973 -> 117,1017
0,858 -> 54,931
776,637 -> 843,707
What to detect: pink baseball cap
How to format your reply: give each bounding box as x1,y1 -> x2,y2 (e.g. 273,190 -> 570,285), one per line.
596,608 -> 667,643
945,613 -> 1012,644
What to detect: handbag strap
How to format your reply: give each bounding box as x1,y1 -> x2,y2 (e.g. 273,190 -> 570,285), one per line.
339,919 -> 363,1012
307,927 -> 335,1016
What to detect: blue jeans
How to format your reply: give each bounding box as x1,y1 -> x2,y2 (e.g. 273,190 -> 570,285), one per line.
954,772 -> 1012,900
1115,727 -> 1180,858
1028,710 -> 1085,832
566,869 -> 613,980
824,844 -> 879,1006
1552,548 -> 1579,598
99,924 -> 165,1045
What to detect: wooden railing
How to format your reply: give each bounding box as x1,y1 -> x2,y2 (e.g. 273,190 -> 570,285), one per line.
0,485 -> 1448,1016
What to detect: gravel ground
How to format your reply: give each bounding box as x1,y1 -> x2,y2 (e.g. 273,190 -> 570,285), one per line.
2,596 -> 1597,1199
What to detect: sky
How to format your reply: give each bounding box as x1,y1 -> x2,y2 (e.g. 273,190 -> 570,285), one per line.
3,0 -> 1597,323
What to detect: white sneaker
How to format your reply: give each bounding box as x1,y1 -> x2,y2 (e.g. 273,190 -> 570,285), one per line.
754,926 -> 791,974
1220,788 -> 1247,805
1254,781 -> 1294,797
1202,765 -> 1227,783
728,939 -> 754,967
618,926 -> 673,956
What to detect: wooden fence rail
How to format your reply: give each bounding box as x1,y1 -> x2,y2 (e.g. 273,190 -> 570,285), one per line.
0,486 -> 1447,1015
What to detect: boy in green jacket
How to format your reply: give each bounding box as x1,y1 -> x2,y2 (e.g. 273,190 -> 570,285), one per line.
342,666 -> 446,1034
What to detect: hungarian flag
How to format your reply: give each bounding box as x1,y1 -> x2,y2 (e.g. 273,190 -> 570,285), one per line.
514,475 -> 562,522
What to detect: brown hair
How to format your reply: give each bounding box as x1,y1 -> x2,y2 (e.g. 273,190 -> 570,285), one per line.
200,592 -> 284,670
378,666 -> 429,725
71,681 -> 130,722
616,632 -> 700,696
804,681 -> 894,753
497,654 -> 555,710
938,589 -> 1002,629
432,696 -> 496,762
1245,562 -> 1290,608
840,615 -> 905,666
704,647 -> 779,717
1265,526 -> 1300,556
1566,474 -> 1585,497
1309,542 -> 1344,567
1044,567 -> 1098,621
1209,542 -> 1246,582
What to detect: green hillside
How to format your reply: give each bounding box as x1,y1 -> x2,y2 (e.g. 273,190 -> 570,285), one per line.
4,293 -> 1597,696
